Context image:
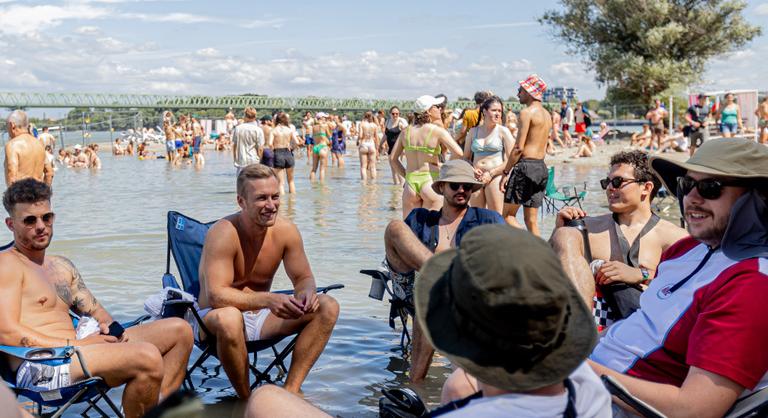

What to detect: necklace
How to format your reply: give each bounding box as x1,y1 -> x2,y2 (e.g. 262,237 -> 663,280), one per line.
440,219 -> 460,244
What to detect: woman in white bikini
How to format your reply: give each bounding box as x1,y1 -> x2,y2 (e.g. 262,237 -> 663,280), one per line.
463,96 -> 515,214
358,111 -> 380,181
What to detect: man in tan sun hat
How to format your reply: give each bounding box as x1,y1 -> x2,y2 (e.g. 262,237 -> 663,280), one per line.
499,74 -> 552,236
584,138 -> 768,417
377,159 -> 504,383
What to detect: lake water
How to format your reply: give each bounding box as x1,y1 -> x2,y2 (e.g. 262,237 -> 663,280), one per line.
1,147 -> 623,417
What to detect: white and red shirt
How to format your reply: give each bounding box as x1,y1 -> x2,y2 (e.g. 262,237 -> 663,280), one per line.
591,236 -> 768,393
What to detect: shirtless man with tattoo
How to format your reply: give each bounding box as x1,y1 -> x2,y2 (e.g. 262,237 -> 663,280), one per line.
0,179 -> 193,418
197,164 -> 339,398
499,74 -> 552,236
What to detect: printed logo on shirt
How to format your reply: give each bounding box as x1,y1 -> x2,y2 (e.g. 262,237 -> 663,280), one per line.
657,285 -> 673,299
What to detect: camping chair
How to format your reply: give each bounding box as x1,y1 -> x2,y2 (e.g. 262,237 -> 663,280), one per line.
161,211 -> 344,391
602,375 -> 768,418
359,269 -> 412,351
543,166 -> 588,214
0,314 -> 148,418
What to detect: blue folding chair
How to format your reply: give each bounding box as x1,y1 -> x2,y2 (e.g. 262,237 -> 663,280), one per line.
161,211 -> 344,390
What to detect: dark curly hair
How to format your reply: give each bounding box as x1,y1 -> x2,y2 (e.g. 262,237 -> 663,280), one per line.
3,178 -> 52,215
609,150 -> 662,201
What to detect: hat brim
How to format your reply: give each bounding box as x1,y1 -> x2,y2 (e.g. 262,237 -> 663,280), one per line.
415,250 -> 597,392
431,178 -> 484,195
649,155 -> 763,197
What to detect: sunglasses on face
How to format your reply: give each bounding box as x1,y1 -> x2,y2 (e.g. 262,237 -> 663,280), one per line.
21,212 -> 55,227
448,183 -> 475,191
677,176 -> 741,200
600,176 -> 642,190
391,112 -> 399,116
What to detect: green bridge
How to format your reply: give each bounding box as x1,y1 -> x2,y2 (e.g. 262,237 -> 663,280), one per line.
0,92 -> 528,112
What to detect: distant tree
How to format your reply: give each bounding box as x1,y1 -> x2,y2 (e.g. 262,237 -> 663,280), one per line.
540,0 -> 761,104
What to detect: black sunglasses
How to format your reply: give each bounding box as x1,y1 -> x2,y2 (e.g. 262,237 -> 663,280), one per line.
600,176 -> 642,190
448,183 -> 476,191
677,176 -> 743,200
21,212 -> 55,227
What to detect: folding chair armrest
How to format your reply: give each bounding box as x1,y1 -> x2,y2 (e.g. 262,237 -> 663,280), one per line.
272,284 -> 345,295
601,375 -> 666,418
121,314 -> 152,329
0,345 -> 74,362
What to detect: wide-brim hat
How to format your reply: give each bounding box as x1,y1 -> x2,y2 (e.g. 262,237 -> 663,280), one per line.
415,225 -> 596,392
431,160 -> 483,195
649,138 -> 768,196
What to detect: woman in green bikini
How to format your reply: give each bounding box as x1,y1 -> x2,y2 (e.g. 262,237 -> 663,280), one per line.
390,95 -> 464,218
310,112 -> 332,181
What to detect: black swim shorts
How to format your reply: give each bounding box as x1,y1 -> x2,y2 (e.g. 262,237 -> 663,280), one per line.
273,148 -> 295,169
504,158 -> 548,208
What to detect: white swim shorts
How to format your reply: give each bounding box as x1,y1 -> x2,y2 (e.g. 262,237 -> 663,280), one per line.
194,308 -> 271,343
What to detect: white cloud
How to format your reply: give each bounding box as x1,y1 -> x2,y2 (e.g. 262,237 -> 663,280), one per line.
0,4 -> 110,35
196,48 -> 219,57
123,12 -> 217,24
240,18 -> 286,29
550,62 -> 583,77
148,66 -> 182,77
756,3 -> 768,15
75,26 -> 101,35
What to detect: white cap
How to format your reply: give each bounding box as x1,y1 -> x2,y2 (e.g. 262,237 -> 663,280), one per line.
414,95 -> 445,113
316,112 -> 328,118
73,144 -> 82,150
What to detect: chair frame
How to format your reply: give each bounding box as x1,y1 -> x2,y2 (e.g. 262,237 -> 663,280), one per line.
542,166 -> 588,215
162,211 -> 344,391
360,269 -> 412,352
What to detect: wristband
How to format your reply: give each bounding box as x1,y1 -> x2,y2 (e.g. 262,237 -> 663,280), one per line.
640,267 -> 650,284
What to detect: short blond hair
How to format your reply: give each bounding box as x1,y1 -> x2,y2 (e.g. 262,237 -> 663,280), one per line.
244,107 -> 257,120
236,164 -> 277,197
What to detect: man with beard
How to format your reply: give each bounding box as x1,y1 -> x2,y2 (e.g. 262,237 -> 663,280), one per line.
584,139 -> 768,417
197,164 -> 340,398
0,179 -> 194,418
379,160 -> 505,382
499,74 -> 551,236
549,150 -> 688,327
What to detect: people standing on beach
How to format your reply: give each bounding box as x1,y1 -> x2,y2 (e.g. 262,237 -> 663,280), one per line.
375,110 -> 387,158
268,112 -> 298,194
191,117 -> 205,167
4,111 -> 53,187
574,100 -> 587,140
301,111 -> 314,163
259,115 -> 274,168
454,91 -> 493,147
38,127 -> 56,150
499,75 -> 551,236
310,112 -> 331,182
329,115 -> 346,168
505,108 -> 519,139
197,165 -> 340,398
755,96 -> 768,144
561,99 -> 575,146
645,98 -> 668,150
463,96 -> 515,214
384,107 -> 407,184
434,94 -> 453,129
232,108 -> 264,174
390,95 -> 464,218
550,109 -> 565,150
685,93 -> 712,156
358,111 -> 380,181
225,109 -> 237,137
717,92 -> 743,138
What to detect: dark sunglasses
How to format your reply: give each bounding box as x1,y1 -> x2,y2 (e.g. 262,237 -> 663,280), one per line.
676,176 -> 742,200
391,112 -> 400,116
21,212 -> 55,227
448,183 -> 475,191
600,176 -> 642,190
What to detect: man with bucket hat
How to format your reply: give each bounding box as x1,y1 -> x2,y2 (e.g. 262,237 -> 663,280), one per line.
378,159 -> 504,383
499,74 -> 552,236
585,138 -> 768,417
416,224 -> 611,417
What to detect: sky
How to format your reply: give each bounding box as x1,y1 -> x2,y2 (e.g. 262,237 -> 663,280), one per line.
0,0 -> 767,107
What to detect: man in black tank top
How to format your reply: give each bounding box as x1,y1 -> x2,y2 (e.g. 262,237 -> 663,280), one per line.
549,151 -> 688,326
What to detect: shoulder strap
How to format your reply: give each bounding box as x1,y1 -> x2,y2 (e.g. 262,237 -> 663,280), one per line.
563,378 -> 577,418
612,213 -> 661,267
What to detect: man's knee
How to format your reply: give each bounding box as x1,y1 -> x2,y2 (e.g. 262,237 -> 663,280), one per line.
159,317 -> 194,346
441,368 -> 477,404
129,343 -> 164,382
550,226 -> 584,257
317,294 -> 340,323
205,307 -> 245,341
385,220 -> 410,244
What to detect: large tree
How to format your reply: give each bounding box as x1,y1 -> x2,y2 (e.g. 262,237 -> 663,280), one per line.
541,0 -> 761,104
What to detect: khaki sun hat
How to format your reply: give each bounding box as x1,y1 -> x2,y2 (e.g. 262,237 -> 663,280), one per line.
431,160 -> 483,195
415,224 -> 597,392
649,138 -> 768,196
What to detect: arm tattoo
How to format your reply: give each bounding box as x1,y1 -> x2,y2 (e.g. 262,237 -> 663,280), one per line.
20,337 -> 32,347
48,256 -> 101,316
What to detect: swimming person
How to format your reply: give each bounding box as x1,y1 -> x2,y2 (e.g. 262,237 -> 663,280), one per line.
390,95 -> 464,218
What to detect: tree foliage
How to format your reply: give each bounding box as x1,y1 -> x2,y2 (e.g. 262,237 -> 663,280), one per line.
540,0 -> 761,104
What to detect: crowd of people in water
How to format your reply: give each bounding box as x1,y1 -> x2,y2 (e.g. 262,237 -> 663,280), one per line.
2,75 -> 768,418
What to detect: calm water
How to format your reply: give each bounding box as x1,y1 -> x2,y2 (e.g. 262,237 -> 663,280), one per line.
0,147 -> 618,417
